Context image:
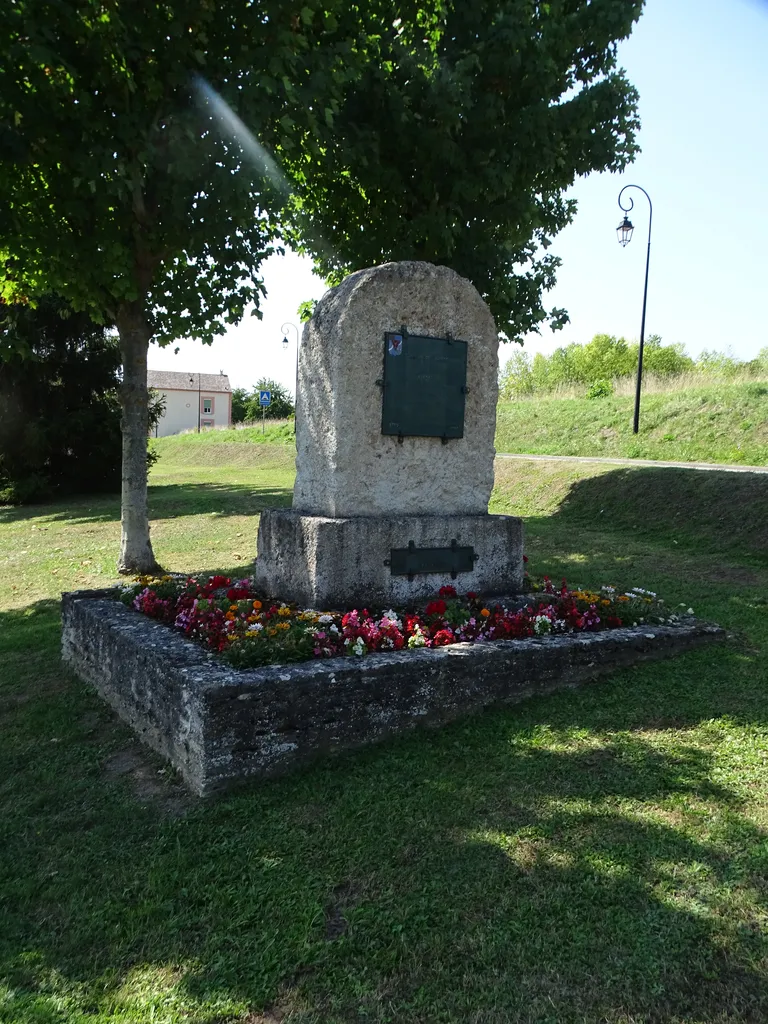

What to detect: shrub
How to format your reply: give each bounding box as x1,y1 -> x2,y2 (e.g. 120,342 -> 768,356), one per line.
586,379 -> 614,399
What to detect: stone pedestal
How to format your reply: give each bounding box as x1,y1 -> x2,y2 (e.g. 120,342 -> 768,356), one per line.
254,510 -> 524,608
254,260 -> 523,609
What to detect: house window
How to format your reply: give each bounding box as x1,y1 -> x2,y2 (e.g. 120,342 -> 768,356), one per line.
201,418 -> 215,429
202,398 -> 212,414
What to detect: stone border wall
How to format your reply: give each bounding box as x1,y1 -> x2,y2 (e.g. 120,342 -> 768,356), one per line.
62,590 -> 726,797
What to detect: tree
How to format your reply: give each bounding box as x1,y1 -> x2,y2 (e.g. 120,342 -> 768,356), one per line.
284,0 -> 643,342
249,379 -> 295,421
232,381 -> 294,423
231,388 -> 250,425
0,0 -> 394,571
2,1 -> 643,570
1,298 -> 124,503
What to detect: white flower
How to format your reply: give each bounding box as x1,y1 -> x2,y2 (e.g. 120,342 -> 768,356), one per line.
533,615 -> 552,636
352,637 -> 366,656
687,608 -> 694,615
247,622 -> 263,634
408,625 -> 427,649
318,613 -> 334,624
380,609 -> 403,629
330,624 -> 340,634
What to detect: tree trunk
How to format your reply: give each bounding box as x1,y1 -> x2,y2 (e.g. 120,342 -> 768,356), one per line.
115,303 -> 161,575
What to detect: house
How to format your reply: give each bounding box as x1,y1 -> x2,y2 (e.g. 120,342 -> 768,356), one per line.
147,370 -> 232,437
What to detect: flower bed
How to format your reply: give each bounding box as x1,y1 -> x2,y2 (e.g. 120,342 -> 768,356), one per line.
119,571 -> 694,670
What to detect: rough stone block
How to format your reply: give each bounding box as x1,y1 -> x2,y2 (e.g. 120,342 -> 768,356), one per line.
293,261 -> 499,517
254,509 -> 524,608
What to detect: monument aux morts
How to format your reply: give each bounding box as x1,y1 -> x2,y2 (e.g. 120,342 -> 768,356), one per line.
254,261 -> 524,607
61,259 -> 724,794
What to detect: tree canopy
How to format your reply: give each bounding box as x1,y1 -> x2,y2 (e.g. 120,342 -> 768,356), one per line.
284,0 -> 644,340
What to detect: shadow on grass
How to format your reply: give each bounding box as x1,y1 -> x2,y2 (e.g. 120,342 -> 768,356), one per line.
1,592 -> 767,1023
0,481 -> 293,526
551,466 -> 768,560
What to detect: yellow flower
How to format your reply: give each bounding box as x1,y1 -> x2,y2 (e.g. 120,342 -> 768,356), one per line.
601,599 -> 611,607
267,628 -> 278,637
277,606 -> 292,618
276,622 -> 290,631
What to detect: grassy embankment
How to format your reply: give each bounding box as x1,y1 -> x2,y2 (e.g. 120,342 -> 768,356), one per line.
1,433 -> 767,1023
496,380 -> 768,464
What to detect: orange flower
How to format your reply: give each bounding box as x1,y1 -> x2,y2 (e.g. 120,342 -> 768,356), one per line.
225,611 -> 236,621
480,608 -> 491,618
229,604 -> 238,611
252,600 -> 262,610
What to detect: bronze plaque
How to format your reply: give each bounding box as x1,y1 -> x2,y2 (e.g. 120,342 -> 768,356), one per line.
381,330 -> 467,439
387,540 -> 477,580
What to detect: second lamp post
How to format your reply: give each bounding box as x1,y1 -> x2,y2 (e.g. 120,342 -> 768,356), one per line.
617,184 -> 653,434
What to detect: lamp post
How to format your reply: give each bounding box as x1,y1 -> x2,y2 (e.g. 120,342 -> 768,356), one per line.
189,373 -> 201,432
617,184 -> 653,434
281,322 -> 300,416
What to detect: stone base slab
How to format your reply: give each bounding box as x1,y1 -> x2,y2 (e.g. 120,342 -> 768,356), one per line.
253,510 -> 524,608
62,590 -> 726,798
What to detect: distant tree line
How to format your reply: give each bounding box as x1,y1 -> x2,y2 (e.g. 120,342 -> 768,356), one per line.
231,380 -> 295,423
500,334 -> 768,399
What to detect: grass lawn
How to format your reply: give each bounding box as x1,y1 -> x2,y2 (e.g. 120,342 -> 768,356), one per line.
1,437 -> 767,1023
495,381 -> 768,465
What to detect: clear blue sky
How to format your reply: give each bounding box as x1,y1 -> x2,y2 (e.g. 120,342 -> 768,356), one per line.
149,0 -> 768,391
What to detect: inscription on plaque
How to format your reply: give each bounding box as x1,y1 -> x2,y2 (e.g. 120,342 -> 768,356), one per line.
381,329 -> 468,439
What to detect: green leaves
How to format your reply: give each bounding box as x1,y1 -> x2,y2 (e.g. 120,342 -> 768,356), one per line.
282,0 -> 643,341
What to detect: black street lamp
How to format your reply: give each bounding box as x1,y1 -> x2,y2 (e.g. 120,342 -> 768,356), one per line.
281,321 -> 300,405
617,184 -> 653,434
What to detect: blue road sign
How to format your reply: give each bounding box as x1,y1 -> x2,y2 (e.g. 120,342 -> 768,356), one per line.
259,389 -> 272,407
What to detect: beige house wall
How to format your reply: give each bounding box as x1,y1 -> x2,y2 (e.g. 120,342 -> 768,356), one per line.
154,389 -> 232,437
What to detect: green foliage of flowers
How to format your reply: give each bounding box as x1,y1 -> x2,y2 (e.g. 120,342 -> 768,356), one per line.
119,572 -> 690,671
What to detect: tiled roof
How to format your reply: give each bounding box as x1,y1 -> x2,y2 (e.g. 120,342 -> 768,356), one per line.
147,370 -> 231,393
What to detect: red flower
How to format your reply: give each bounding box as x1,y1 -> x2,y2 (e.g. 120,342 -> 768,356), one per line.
424,599 -> 447,617
523,555 -> 529,563
438,585 -> 457,598
431,629 -> 455,647
466,591 -> 478,601
226,586 -> 249,601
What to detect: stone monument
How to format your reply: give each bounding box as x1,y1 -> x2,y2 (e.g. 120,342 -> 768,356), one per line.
254,261 -> 523,607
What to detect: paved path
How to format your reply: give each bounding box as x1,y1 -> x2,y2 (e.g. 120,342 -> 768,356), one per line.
496,453 -> 768,475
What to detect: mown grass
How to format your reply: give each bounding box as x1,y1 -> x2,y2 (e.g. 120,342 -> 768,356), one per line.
1,438 -> 767,1023
495,381 -> 768,465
